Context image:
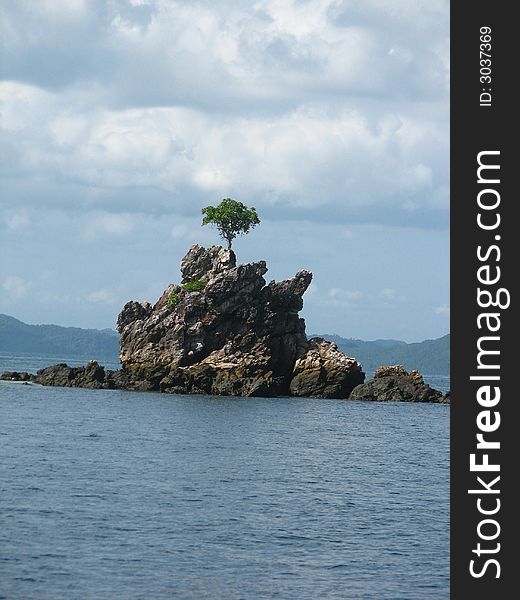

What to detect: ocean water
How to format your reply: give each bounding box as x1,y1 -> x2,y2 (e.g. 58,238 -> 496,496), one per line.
1,355 -> 449,599
0,352 -> 121,375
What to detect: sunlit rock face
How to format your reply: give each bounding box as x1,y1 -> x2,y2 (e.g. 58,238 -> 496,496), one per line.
116,244 -> 365,397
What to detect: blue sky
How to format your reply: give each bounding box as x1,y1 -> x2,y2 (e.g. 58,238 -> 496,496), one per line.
0,0 -> 449,342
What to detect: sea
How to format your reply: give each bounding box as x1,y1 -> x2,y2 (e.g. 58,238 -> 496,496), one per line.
0,353 -> 450,599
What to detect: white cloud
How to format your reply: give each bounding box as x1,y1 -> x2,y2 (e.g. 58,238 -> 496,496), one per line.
87,289 -> 117,304
328,288 -> 363,302
3,276 -> 32,299
1,84 -> 448,225
99,214 -> 134,235
40,0 -> 87,15
434,303 -> 450,315
305,282 -> 318,296
171,224 -> 189,239
6,210 -> 30,230
381,287 -> 396,299
2,0 -> 449,112
1,0 -> 448,228
81,213 -> 135,238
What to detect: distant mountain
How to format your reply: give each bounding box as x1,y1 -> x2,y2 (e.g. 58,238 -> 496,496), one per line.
0,314 -> 119,360
311,333 -> 450,376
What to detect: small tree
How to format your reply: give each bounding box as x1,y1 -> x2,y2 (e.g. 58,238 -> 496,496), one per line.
201,198 -> 260,249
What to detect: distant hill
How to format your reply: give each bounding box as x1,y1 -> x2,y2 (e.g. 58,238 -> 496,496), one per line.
311,333 -> 450,376
0,314 -> 119,360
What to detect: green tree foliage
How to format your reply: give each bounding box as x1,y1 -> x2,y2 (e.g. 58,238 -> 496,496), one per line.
201,198 -> 260,249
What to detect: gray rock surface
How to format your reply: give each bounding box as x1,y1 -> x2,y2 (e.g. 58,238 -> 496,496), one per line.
290,338 -> 365,398
30,361 -> 128,389
116,244 -> 364,397
0,371 -> 35,382
348,365 -> 449,403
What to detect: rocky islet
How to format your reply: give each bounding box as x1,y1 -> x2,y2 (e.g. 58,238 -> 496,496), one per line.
1,245 -> 448,402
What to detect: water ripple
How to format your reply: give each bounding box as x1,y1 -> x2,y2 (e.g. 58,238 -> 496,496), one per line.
0,385 -> 449,599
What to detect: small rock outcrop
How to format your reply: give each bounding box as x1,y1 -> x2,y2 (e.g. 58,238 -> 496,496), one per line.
0,371 -> 36,382
348,365 -> 449,403
116,244 -> 365,397
290,338 -> 365,398
180,244 -> 236,283
30,361 -> 129,389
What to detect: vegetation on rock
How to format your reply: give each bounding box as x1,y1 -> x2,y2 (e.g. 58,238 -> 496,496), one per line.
201,198 -> 260,249
167,292 -> 179,309
181,279 -> 206,292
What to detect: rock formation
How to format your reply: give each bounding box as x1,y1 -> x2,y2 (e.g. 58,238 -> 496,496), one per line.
0,362 -> 128,389
116,244 -> 364,397
0,245 -> 448,403
290,338 -> 364,398
35,361 -> 129,389
0,371 -> 35,383
348,365 -> 449,403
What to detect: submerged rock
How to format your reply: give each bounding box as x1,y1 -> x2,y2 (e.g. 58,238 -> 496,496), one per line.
348,365 -> 449,403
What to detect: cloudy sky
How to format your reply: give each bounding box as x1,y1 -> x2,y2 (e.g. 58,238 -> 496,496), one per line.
0,0 -> 449,342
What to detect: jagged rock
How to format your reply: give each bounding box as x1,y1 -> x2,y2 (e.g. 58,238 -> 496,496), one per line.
290,338 -> 365,398
348,365 -> 448,403
117,245 -> 319,396
180,244 -> 236,283
8,245 -> 445,403
117,301 -> 152,330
